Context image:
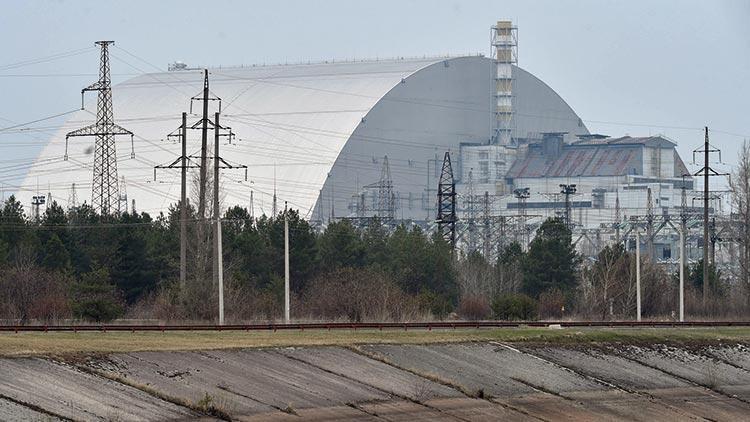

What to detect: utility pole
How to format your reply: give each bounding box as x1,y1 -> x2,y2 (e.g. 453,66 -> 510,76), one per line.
614,192 -> 621,243
482,191 -> 492,258
157,75 -> 244,293
217,217 -> 224,325
180,112 -> 187,289
284,201 -> 290,323
465,170 -> 478,254
679,181 -> 687,321
155,112 -> 198,290
646,187 -> 654,261
703,128 -> 709,304
679,226 -> 685,321
65,41 -> 134,215
213,112 -> 223,324
272,163 -> 278,216
692,126 -> 728,305
198,69 -> 210,221
209,112 -> 247,323
636,230 -> 642,321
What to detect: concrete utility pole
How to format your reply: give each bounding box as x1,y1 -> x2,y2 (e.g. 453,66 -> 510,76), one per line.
692,126 -> 728,305
213,112 -> 224,325
614,192 -> 621,243
284,201 -> 290,323
636,230 -> 642,321
198,69 -> 210,220
154,112 -> 199,290
180,112 -> 187,289
703,127 -> 709,304
679,226 -> 685,321
155,76 -> 244,298
217,216 -> 224,325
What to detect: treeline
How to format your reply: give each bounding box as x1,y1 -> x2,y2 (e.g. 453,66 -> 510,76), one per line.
0,194 -> 745,323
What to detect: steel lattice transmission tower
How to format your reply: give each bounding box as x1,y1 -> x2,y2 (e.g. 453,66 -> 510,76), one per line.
377,155 -> 395,222
67,183 -> 78,210
65,41 -> 134,215
436,152 -> 457,249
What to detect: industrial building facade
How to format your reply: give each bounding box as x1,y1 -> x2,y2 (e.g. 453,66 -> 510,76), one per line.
20,22 -> 705,262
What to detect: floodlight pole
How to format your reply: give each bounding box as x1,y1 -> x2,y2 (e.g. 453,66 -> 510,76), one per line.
284,201 -> 290,323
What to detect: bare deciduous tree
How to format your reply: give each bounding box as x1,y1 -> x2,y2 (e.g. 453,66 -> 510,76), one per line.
730,140 -> 750,305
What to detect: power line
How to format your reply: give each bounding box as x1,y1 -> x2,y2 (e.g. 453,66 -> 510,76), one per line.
0,46 -> 95,72
0,109 -> 80,133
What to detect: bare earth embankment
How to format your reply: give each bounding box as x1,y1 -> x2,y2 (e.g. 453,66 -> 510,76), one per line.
1,327 -> 749,420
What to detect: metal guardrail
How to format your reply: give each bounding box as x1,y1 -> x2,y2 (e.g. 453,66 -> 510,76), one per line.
1,320 -> 750,333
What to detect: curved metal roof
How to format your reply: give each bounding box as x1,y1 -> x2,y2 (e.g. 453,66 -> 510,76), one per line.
20,56 -> 588,218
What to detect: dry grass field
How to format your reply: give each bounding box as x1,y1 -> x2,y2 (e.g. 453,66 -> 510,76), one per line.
1,326 -> 748,357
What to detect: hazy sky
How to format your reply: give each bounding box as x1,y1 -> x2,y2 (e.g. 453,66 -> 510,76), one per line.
1,0 -> 748,180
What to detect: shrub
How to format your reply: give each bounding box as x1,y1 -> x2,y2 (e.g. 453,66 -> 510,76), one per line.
538,288 -> 566,319
491,293 -> 537,320
70,267 -> 125,322
457,295 -> 491,320
0,267 -> 72,323
300,267 -> 419,322
417,290 -> 453,319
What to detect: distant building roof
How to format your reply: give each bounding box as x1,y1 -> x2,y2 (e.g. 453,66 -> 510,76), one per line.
572,135 -> 677,148
507,135 -> 680,179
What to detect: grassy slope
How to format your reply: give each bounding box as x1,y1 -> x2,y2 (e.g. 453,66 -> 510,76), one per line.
1,327 -> 748,357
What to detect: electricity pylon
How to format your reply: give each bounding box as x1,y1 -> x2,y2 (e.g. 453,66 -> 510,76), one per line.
377,155 -> 395,222
65,41 -> 134,215
436,152 -> 457,250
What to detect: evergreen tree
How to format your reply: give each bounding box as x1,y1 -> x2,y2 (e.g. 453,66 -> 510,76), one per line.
426,231 -> 458,303
0,237 -> 8,268
70,266 -> 124,322
225,207 -> 272,289
362,218 -> 388,270
41,233 -> 71,272
0,195 -> 26,249
260,210 -> 318,292
386,225 -> 432,294
110,212 -> 157,303
318,220 -> 364,270
497,241 -> 524,293
521,218 -> 580,298
687,259 -> 723,295
40,201 -> 68,246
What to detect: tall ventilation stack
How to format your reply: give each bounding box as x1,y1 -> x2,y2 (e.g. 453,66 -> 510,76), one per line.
491,20 -> 517,145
